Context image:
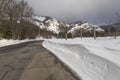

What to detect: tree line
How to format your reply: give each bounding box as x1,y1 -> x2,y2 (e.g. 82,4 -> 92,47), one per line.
0,0 -> 39,40
0,0 -> 120,40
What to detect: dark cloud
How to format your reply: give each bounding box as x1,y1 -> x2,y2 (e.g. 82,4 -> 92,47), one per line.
26,0 -> 120,25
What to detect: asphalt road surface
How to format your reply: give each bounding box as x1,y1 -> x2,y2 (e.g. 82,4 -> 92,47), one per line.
0,41 -> 79,80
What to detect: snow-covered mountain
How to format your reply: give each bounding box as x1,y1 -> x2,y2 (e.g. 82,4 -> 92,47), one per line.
30,16 -> 105,36
68,23 -> 104,35
32,16 -> 60,34
45,18 -> 60,34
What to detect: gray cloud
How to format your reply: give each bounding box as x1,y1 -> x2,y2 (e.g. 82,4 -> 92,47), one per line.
26,0 -> 120,25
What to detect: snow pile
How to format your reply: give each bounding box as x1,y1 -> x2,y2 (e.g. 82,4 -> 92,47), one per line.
0,39 -> 27,47
43,37 -> 120,80
0,37 -> 44,47
68,23 -> 104,34
35,36 -> 44,40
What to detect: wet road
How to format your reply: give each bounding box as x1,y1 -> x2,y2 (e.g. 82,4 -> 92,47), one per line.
0,41 -> 78,80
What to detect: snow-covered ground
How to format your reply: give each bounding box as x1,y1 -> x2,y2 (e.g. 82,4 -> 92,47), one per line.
43,36 -> 120,80
0,37 -> 44,47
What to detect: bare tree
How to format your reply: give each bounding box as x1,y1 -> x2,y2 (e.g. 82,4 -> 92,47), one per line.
4,0 -> 33,39
2,0 -> 16,39
59,22 -> 65,39
93,27 -> 96,39
17,0 -> 33,18
115,12 -> 120,39
71,33 -> 74,39
63,21 -> 68,40
15,0 -> 33,39
58,21 -> 69,40
0,0 -> 7,17
80,28 -> 83,39
0,0 -> 11,39
108,18 -> 112,36
78,22 -> 84,39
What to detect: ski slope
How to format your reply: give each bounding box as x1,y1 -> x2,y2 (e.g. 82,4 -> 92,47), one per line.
43,37 -> 120,80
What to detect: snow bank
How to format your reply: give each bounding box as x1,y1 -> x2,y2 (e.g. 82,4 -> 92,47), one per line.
43,37 -> 120,80
0,39 -> 23,47
0,37 -> 44,47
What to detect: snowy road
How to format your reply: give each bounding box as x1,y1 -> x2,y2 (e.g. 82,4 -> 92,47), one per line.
43,37 -> 120,80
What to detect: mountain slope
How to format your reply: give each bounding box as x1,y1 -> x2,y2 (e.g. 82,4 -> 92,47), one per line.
33,16 -> 60,34
68,23 -> 104,35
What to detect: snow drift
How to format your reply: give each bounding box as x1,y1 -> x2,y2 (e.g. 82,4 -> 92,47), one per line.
43,37 -> 120,80
0,37 -> 43,47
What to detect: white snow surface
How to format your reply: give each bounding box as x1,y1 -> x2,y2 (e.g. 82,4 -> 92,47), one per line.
0,37 -> 44,47
68,23 -> 104,34
43,37 -> 120,80
0,39 -> 27,47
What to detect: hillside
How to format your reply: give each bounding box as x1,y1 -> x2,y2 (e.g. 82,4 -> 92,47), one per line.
32,16 -> 105,37
68,23 -> 104,35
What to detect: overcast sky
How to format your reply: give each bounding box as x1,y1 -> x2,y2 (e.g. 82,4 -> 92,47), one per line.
26,0 -> 120,25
